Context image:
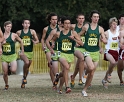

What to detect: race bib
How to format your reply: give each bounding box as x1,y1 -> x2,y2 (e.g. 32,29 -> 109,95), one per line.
22,36 -> 31,46
62,42 -> 72,51
110,42 -> 118,49
88,38 -> 98,46
3,44 -> 11,52
81,36 -> 85,43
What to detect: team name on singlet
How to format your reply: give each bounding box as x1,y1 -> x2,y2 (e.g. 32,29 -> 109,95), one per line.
62,39 -> 72,51
3,43 -> 11,52
88,33 -> 98,46
22,36 -> 31,46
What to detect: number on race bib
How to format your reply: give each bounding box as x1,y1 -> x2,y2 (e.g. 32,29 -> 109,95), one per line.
62,42 -> 72,51
3,44 -> 11,52
110,42 -> 118,49
88,38 -> 98,46
22,38 -> 31,46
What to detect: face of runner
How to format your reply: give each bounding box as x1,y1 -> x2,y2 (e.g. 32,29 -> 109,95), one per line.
22,20 -> 30,29
77,15 -> 85,25
4,24 -> 12,33
110,21 -> 117,30
91,13 -> 99,24
50,16 -> 58,26
63,20 -> 71,30
119,17 -> 124,25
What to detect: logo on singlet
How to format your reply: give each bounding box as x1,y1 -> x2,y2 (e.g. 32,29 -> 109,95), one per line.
3,43 -> 11,53
22,36 -> 31,46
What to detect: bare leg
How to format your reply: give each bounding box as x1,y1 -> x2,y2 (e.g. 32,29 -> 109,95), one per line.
117,59 -> 124,83
103,53 -> 117,82
46,52 -> 54,83
2,62 -> 9,86
20,54 -> 30,79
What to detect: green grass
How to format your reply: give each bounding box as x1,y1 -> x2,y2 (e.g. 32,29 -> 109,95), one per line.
0,71 -> 124,102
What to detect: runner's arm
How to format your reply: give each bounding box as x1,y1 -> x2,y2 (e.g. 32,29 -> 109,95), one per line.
15,34 -> 24,53
46,29 -> 56,52
31,30 -> 39,44
41,28 -> 47,50
100,27 -> 107,44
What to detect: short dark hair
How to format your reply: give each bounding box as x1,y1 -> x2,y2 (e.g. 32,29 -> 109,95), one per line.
118,14 -> 124,20
89,10 -> 100,20
22,19 -> 30,24
61,16 -> 71,24
76,13 -> 85,18
46,12 -> 58,22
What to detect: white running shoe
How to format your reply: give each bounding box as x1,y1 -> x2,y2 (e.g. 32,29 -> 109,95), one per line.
82,90 -> 88,97
82,75 -> 87,84
102,79 -> 108,89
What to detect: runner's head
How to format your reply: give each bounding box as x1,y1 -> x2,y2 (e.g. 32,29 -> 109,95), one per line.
61,16 -> 71,30
22,19 -> 30,29
89,10 -> 100,23
109,17 -> 118,29
4,21 -> 12,32
118,14 -> 124,25
46,12 -> 58,26
76,13 -> 85,25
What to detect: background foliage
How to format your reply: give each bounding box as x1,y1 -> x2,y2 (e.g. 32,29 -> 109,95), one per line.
0,0 -> 124,39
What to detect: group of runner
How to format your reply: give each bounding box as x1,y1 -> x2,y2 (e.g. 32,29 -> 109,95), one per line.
0,10 -> 124,97
41,10 -> 124,96
0,20 -> 39,90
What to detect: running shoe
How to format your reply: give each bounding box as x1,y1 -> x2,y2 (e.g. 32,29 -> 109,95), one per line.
82,75 -> 87,84
21,79 -> 27,88
82,90 -> 88,97
52,85 -> 57,90
4,85 -> 9,90
70,75 -> 75,88
102,79 -> 108,89
78,79 -> 83,85
53,73 -> 59,86
21,84 -> 25,88
22,79 -> 27,84
65,87 -> 71,93
107,74 -> 111,83
120,82 -> 124,86
58,90 -> 62,94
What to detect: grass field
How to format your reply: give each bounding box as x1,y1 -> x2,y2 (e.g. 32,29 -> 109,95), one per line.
0,71 -> 124,102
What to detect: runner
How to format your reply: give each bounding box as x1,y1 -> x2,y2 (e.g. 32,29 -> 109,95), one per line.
41,12 -> 58,84
0,27 -> 4,54
46,16 -> 63,90
70,13 -> 85,87
1,21 -> 24,90
16,19 -> 39,88
102,17 -> 119,89
79,10 -> 106,96
51,16 -> 83,94
117,14 -> 124,86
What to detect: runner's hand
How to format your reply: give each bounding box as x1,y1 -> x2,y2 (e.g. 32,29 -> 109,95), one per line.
99,48 -> 103,54
68,35 -> 75,40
